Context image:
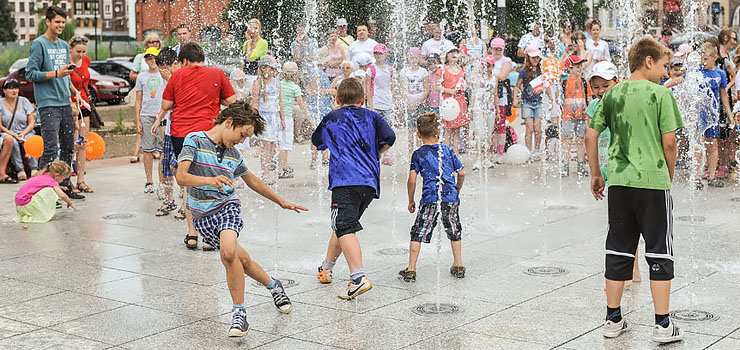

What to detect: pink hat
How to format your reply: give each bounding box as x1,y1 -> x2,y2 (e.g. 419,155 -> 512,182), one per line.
482,54 -> 496,65
409,47 -> 422,55
373,43 -> 388,54
674,43 -> 693,57
524,45 -> 541,57
490,37 -> 505,49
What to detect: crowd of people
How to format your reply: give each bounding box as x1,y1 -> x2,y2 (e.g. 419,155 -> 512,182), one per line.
7,4 -> 740,344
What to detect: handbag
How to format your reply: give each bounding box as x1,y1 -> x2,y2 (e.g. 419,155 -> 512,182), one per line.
73,67 -> 104,128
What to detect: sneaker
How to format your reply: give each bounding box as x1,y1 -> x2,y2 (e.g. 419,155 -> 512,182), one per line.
17,171 -> 27,181
695,180 -> 705,190
398,268 -> 416,282
382,157 -> 394,166
144,183 -> 154,194
482,159 -> 494,168
532,151 -> 541,162
339,276 -> 373,300
228,308 -> 250,337
322,159 -> 330,166
310,160 -> 320,170
269,279 -> 293,314
652,319 -> 683,344
603,318 -> 630,338
560,163 -> 570,177
317,267 -> 332,284
66,190 -> 86,200
278,170 -> 294,179
708,178 -> 725,187
450,265 -> 466,278
56,200 -> 63,209
717,166 -> 729,178
472,160 -> 482,171
284,166 -> 294,174
494,154 -> 503,164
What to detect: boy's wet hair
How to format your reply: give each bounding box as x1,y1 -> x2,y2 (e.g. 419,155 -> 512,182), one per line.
336,78 -> 365,105
156,47 -> 178,66
214,99 -> 266,136
417,112 -> 441,138
628,37 -> 672,73
701,41 -> 719,57
178,43 -> 205,63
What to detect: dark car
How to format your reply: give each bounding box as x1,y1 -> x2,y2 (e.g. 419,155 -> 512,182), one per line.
89,59 -> 136,87
0,62 -> 130,106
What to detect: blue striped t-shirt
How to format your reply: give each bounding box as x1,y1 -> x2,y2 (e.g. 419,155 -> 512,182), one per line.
178,131 -> 249,218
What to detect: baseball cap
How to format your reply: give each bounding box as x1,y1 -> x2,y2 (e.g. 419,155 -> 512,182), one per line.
490,37 -> 505,49
524,45 -> 541,57
143,47 -> 160,57
589,61 -> 618,81
670,57 -> 684,67
674,43 -> 693,57
482,54 -> 496,65
564,55 -> 584,69
336,18 -> 348,26
282,61 -> 299,73
426,53 -> 441,62
373,43 -> 388,54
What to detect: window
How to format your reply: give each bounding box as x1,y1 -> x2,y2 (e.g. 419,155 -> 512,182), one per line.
30,18 -> 34,27
84,18 -> 90,27
105,5 -> 110,12
77,18 -> 81,27
20,2 -> 24,12
20,18 -> 25,27
30,2 -> 34,11
61,2 -> 66,9
76,2 -> 82,12
105,20 -> 111,28
20,34 -> 26,40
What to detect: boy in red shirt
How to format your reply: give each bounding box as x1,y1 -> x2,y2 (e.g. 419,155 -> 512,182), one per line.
561,55 -> 593,177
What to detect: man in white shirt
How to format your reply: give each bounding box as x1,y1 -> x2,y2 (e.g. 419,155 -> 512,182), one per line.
517,23 -> 544,57
421,24 -> 454,56
336,18 -> 354,55
347,24 -> 378,60
585,20 -> 611,63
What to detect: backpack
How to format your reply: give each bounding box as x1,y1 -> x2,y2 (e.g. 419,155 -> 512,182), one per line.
561,77 -> 590,100
368,64 -> 394,96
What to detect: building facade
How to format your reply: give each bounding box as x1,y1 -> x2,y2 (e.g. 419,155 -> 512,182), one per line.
135,0 -> 229,41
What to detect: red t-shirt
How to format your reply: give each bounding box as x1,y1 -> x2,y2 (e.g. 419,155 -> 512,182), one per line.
162,65 -> 236,137
69,55 -> 91,106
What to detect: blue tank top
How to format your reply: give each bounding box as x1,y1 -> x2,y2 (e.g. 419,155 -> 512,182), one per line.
519,68 -> 543,105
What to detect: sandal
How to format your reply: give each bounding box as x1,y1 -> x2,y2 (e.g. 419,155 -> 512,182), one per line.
450,265 -> 466,279
184,234 -> 198,250
173,208 -> 186,220
76,182 -> 94,193
155,201 -> 177,216
0,176 -> 18,184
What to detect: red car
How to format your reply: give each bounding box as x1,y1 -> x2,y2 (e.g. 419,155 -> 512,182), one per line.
0,60 -> 130,106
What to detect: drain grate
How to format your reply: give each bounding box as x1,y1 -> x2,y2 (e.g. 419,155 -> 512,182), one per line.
731,197 -> 740,202
252,278 -> 299,288
669,310 -> 717,322
545,204 -> 578,210
524,266 -> 569,276
376,248 -> 409,256
411,303 -> 460,316
676,215 -> 706,222
103,213 -> 136,220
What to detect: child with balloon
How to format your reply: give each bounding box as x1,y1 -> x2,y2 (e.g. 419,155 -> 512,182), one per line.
436,48 -> 469,155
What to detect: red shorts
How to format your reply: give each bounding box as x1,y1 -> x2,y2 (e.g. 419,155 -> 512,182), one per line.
493,105 -> 506,135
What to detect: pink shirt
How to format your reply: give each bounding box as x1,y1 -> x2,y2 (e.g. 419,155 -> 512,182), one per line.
15,173 -> 59,206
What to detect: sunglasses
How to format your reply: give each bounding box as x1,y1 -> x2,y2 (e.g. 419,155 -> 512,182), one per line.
72,36 -> 89,44
147,40 -> 160,44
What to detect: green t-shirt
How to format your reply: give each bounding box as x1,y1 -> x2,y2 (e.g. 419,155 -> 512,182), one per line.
589,80 -> 683,190
586,99 -> 610,182
280,80 -> 302,119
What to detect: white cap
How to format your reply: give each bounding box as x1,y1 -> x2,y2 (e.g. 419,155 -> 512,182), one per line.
352,52 -> 375,66
589,61 -> 618,81
336,18 -> 348,26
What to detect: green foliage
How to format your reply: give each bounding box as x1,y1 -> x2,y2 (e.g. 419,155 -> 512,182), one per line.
0,47 -> 27,76
111,111 -> 135,134
0,0 -> 16,44
37,18 -> 77,41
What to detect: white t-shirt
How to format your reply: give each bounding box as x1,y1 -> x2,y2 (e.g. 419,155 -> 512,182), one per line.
347,38 -> 378,60
369,63 -> 393,110
421,37 -> 454,56
586,39 -> 611,62
400,66 -> 428,103
493,56 -> 513,105
517,33 -> 544,50
135,70 -> 166,116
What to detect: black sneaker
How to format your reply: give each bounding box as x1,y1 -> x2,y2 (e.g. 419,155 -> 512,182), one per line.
269,279 -> 293,314
228,308 -> 250,337
398,268 -> 416,282
56,200 -> 63,209
66,190 -> 86,200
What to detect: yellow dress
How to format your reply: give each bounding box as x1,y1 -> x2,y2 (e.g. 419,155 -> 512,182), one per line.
15,187 -> 59,223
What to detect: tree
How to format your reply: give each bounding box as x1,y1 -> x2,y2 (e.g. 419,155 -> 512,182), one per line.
0,0 -> 17,45
37,18 -> 76,41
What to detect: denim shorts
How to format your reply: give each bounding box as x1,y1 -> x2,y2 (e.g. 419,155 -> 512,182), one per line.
521,102 -> 544,119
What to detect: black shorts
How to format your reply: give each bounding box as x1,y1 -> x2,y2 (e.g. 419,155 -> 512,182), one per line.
410,202 -> 462,243
331,186 -> 375,238
171,136 -> 185,158
719,111 -> 732,140
605,186 -> 675,281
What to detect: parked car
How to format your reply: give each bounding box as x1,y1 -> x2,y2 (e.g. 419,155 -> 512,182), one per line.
89,59 -> 136,87
0,62 -> 130,106
8,58 -> 28,74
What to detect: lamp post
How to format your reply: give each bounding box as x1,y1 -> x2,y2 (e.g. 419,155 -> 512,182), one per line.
94,0 -> 99,59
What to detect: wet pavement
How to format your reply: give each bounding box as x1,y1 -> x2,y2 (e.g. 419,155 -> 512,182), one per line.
1,139 -> 739,349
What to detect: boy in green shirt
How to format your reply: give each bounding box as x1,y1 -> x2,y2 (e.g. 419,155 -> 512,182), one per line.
585,37 -> 684,344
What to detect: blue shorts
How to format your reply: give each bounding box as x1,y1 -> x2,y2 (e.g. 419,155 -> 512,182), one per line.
191,203 -> 243,249
521,102 -> 544,119
704,125 -> 719,139
161,135 -> 178,177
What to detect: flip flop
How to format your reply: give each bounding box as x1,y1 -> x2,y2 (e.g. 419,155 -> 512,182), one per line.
0,177 -> 18,184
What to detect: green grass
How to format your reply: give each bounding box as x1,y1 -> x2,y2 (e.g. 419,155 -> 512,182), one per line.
0,47 -> 28,76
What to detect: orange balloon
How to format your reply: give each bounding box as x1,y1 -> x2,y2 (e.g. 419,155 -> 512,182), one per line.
506,107 -> 517,124
85,132 -> 106,160
24,135 -> 44,158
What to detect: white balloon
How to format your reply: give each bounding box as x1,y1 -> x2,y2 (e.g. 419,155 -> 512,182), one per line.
504,144 -> 531,164
440,98 -> 460,121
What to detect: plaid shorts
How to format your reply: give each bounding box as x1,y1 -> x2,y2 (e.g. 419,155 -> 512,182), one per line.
161,135 -> 178,177
191,203 -> 243,249
410,202 -> 462,243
